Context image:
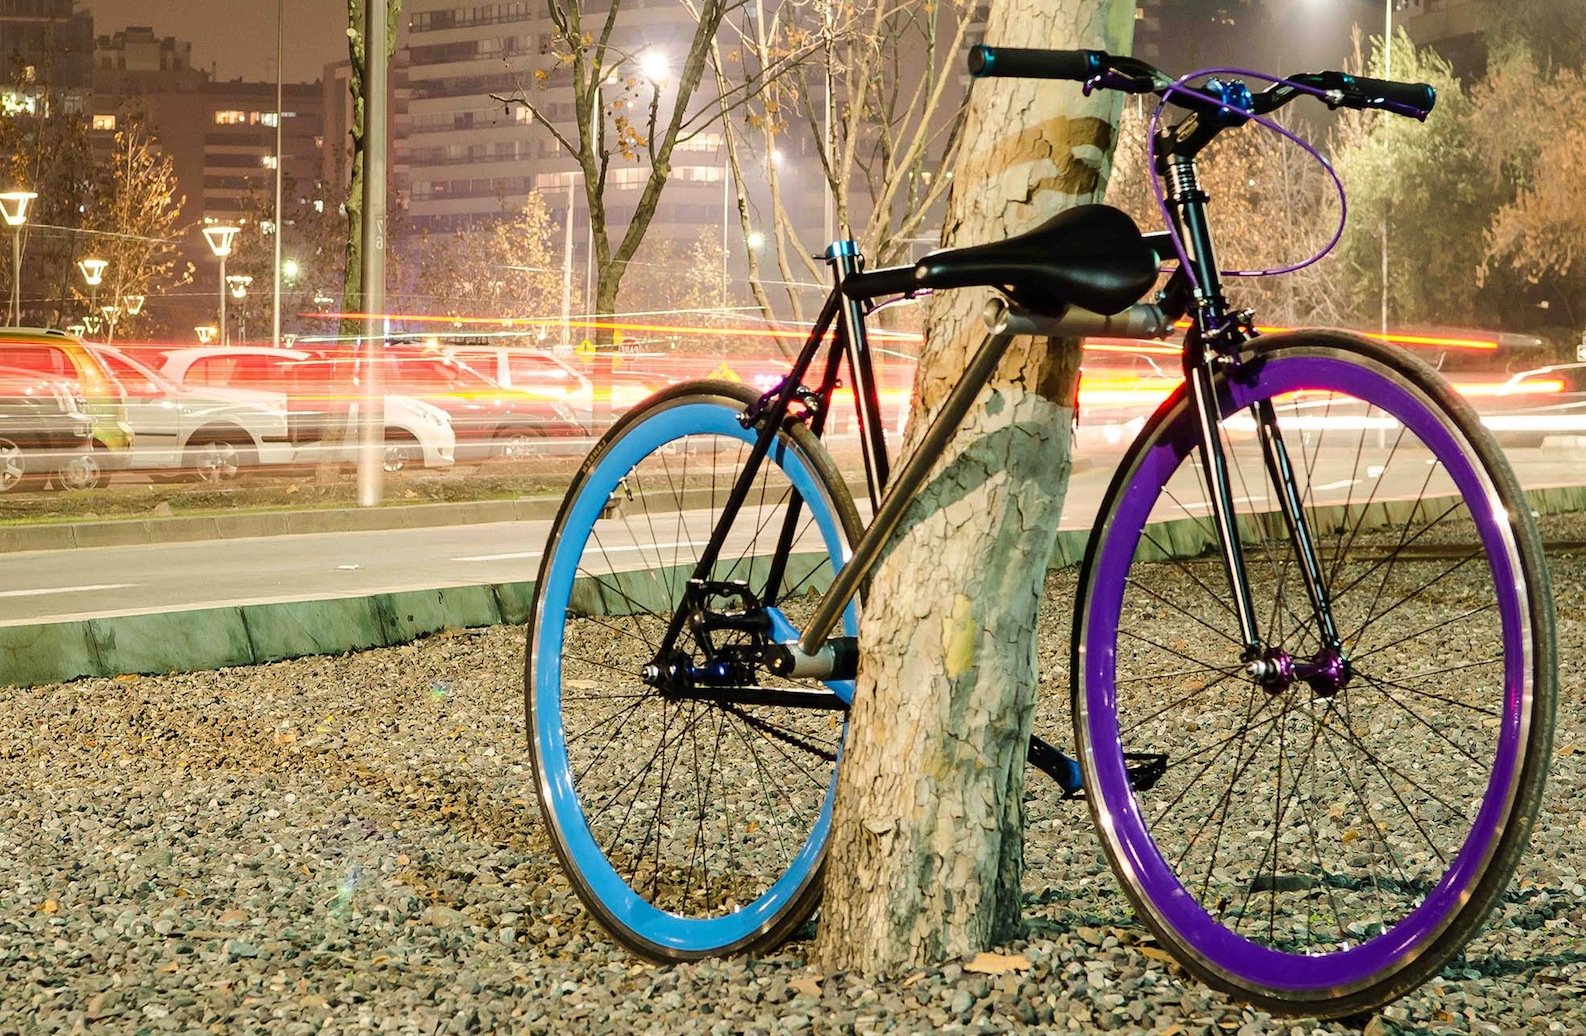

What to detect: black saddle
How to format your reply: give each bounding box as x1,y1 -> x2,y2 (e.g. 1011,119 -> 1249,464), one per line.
914,203 -> 1159,316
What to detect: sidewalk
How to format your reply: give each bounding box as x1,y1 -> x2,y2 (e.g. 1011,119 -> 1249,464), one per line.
0,495 -> 566,554
5,483 -> 1585,691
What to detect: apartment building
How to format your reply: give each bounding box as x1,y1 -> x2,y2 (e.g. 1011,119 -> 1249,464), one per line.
0,0 -> 92,115
394,0 -> 835,302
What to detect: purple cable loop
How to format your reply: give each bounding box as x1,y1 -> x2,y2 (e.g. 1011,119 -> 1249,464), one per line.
1095,67 -> 1351,297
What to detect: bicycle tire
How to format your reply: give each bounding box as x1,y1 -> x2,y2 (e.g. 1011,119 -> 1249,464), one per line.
526,381 -> 862,960
1071,330 -> 1555,1016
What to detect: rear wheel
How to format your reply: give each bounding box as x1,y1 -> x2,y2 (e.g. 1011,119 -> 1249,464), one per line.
495,428 -> 545,461
0,438 -> 30,493
1073,331 -> 1555,1016
527,381 -> 861,960
53,448 -> 103,492
187,433 -> 256,483
382,432 -> 420,473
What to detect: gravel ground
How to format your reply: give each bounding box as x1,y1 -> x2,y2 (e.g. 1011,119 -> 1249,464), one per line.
3,515 -> 1584,1034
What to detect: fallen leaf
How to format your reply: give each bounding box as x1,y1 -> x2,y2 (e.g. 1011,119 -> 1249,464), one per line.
38,899 -> 59,914
396,854 -> 410,866
964,951 -> 1031,976
1560,744 -> 1577,758
789,976 -> 822,998
1140,946 -> 1178,967
272,731 -> 298,746
218,909 -> 249,924
1341,829 -> 1359,843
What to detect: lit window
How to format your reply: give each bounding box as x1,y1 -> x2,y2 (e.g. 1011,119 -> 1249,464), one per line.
0,92 -> 37,115
92,114 -> 116,131
214,110 -> 247,125
261,155 -> 278,169
512,105 -> 532,125
261,112 -> 279,128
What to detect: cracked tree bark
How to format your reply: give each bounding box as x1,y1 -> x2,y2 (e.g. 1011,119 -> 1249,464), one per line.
815,0 -> 1137,976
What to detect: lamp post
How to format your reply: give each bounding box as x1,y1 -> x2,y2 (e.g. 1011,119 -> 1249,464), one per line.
100,304 -> 122,344
1380,0 -> 1393,342
0,190 -> 37,325
202,224 -> 240,345
77,257 -> 107,336
195,324 -> 218,344
227,274 -> 253,344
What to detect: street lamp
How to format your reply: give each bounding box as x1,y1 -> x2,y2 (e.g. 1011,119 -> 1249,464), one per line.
122,293 -> 145,317
195,324 -> 218,344
0,190 -> 37,325
77,257 -> 107,335
227,274 -> 253,344
202,224 -> 240,345
100,303 -> 122,344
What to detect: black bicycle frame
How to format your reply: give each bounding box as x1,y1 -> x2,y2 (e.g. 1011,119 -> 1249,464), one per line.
648,243 -> 897,666
653,136 -> 1345,687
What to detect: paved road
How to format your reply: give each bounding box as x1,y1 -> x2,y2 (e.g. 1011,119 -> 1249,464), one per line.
4,443 -> 1581,627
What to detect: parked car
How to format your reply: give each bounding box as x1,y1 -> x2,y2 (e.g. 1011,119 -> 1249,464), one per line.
0,366 -> 96,493
350,350 -> 587,461
157,346 -> 455,472
88,344 -> 297,482
0,327 -> 136,487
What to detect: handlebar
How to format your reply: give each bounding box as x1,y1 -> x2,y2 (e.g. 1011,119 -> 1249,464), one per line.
966,44 -> 1436,122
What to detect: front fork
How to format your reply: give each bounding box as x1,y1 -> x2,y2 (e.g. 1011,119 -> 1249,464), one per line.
1187,340 -> 1350,698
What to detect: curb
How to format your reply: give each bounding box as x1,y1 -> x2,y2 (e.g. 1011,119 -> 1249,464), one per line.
5,484 -> 1585,690
0,496 -> 567,554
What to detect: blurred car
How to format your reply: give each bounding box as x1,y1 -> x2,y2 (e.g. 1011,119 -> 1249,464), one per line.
1481,362 -> 1586,446
439,345 -> 659,429
0,327 -> 136,486
0,366 -> 96,493
88,344 -> 297,483
157,346 -> 455,472
356,350 -> 587,461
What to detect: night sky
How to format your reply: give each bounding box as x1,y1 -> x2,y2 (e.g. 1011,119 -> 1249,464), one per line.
81,0 -> 348,85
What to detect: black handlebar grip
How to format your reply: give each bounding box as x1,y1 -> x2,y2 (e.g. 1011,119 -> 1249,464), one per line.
1335,72 -> 1437,118
968,45 -> 1103,81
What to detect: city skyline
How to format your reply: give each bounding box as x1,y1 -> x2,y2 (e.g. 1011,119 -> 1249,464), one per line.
81,0 -> 346,84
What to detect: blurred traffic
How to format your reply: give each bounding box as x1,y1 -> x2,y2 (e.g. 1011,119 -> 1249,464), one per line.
0,319 -> 1579,502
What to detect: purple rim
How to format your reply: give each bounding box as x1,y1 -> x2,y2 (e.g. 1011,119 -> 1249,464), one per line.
1081,350 -> 1530,996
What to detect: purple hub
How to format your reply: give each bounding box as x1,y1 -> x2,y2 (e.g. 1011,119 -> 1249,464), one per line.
1295,647 -> 1352,699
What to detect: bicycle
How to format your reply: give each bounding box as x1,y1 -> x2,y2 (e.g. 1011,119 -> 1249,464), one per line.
523,44 -> 1556,1017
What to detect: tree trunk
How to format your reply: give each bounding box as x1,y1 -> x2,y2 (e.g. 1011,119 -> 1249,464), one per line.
815,0 -> 1136,976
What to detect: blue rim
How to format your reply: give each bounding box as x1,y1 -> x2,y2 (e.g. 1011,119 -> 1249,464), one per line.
532,398 -> 855,954
1080,350 -> 1531,996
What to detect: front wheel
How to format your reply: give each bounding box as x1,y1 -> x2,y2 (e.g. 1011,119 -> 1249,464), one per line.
1073,330 -> 1555,1017
527,381 -> 862,960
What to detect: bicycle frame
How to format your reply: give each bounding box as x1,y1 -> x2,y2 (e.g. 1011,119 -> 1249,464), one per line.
650,128 -> 1347,704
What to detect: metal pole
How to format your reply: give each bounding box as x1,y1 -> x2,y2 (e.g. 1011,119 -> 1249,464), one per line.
272,0 -> 284,349
562,177 -> 574,349
821,0 -> 834,241
218,255 -> 227,345
9,229 -> 18,324
1380,0 -> 1392,342
721,159 -> 729,308
357,0 -> 389,506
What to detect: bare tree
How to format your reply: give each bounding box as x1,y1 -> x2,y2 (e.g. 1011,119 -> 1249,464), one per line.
495,0 -> 735,334
343,0 -> 402,337
816,0 -> 1137,975
717,0 -> 973,321
408,195 -> 564,324
77,120 -> 190,339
